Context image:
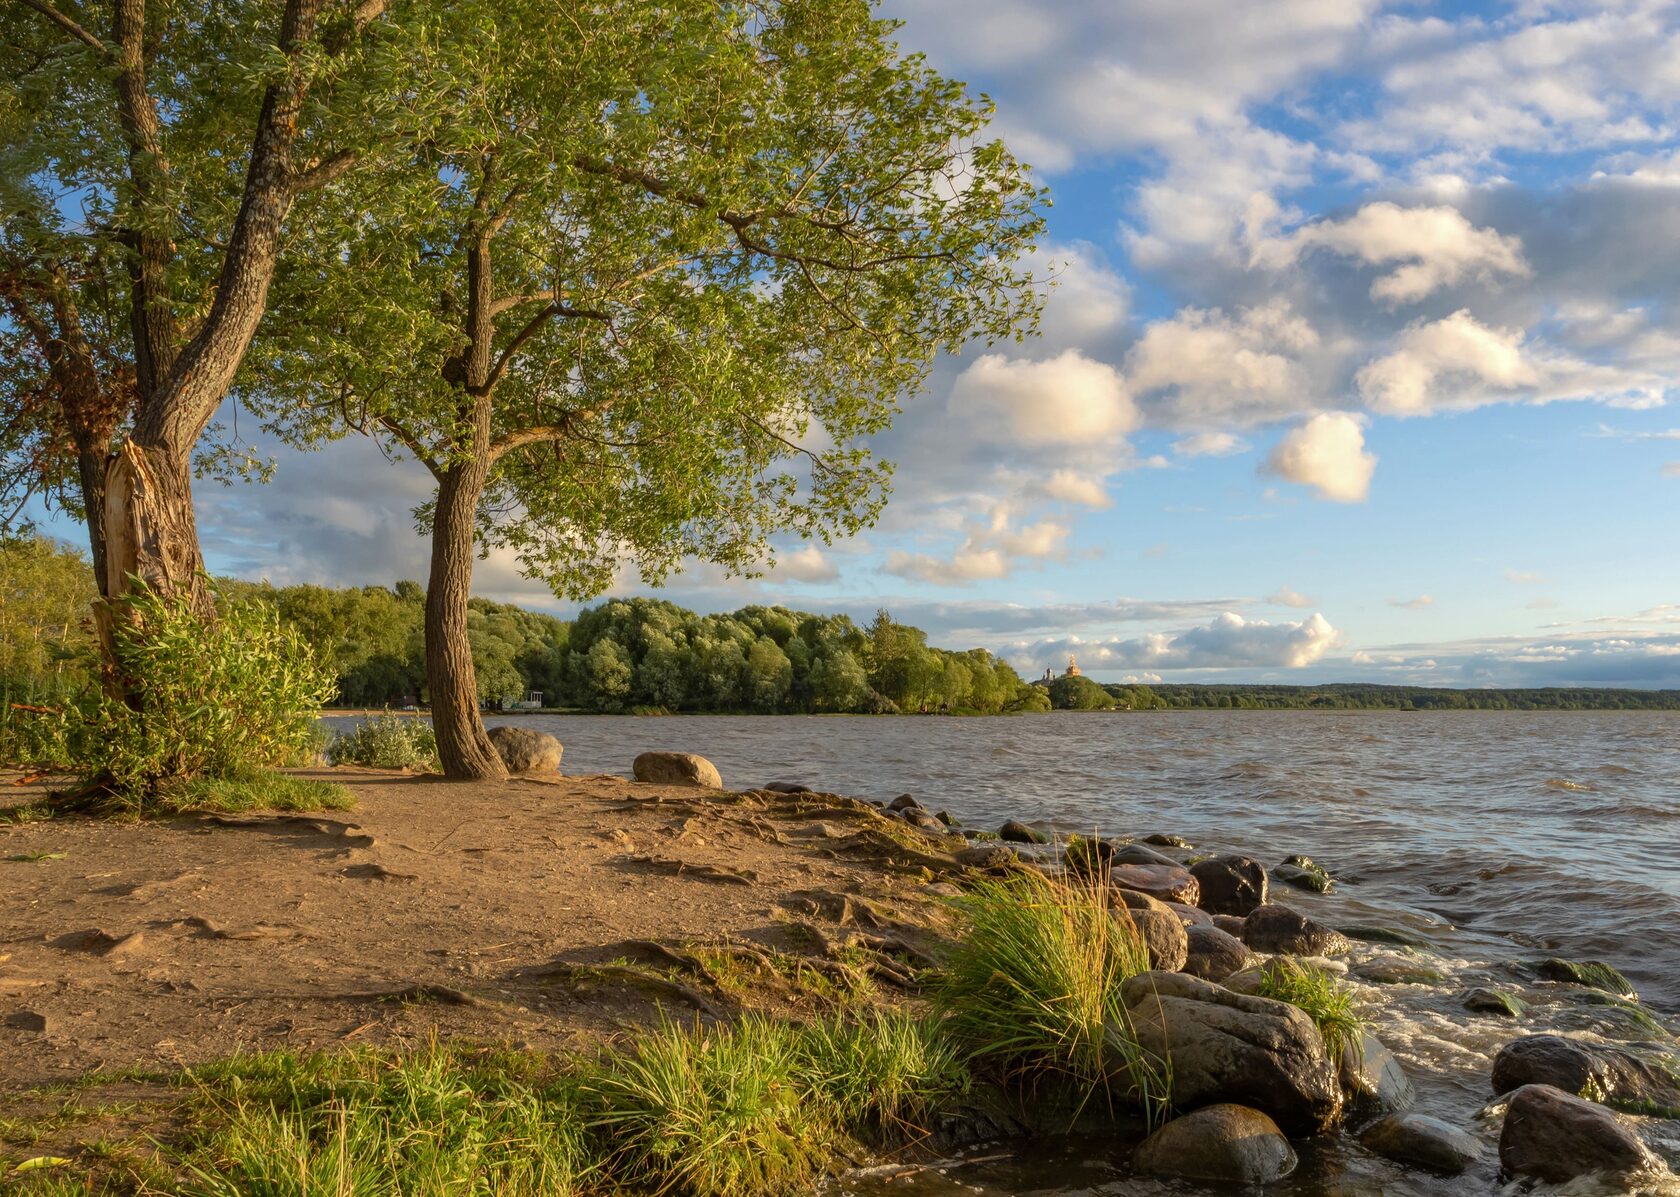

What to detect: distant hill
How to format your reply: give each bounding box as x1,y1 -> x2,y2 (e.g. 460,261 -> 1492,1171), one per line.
1112,682 -> 1680,711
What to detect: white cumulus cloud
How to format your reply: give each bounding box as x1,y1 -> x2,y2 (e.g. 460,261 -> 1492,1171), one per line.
774,545 -> 840,584
1127,300 -> 1321,428
1251,202 -> 1531,304
1028,611 -> 1340,671
1264,413 -> 1378,502
949,350 -> 1138,447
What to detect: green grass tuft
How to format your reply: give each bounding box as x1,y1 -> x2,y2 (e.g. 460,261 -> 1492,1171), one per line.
327,713 -> 439,772
932,870 -> 1168,1120
1256,958 -> 1364,1060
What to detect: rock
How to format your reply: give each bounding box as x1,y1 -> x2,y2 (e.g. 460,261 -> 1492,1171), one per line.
486,725 -> 562,774
1463,987 -> 1525,1018
998,820 -> 1047,844
904,811 -> 946,833
1112,899 -> 1189,972
1132,1104 -> 1297,1185
1499,1083 -> 1658,1185
1144,833 -> 1192,848
1109,842 -> 1180,868
1183,923 -> 1254,982
3,1010 -> 49,1033
762,780 -> 813,794
888,794 -> 919,812
1189,855 -> 1269,916
1491,1035 -> 1680,1118
934,810 -> 958,827
1341,1031 -> 1414,1117
1274,854 -> 1334,894
1063,835 -> 1114,876
1109,863 -> 1199,906
1340,924 -> 1433,949
1211,913 -> 1248,937
1359,1112 -> 1481,1174
1119,971 -> 1343,1134
632,751 -> 723,789
1531,958 -> 1638,1000
1165,900 -> 1212,927
1355,956 -> 1446,985
921,881 -> 962,899
1243,904 -> 1350,956
954,844 -> 1017,869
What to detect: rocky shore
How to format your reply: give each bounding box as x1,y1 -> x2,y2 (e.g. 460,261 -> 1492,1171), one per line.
2,735 -> 1677,1195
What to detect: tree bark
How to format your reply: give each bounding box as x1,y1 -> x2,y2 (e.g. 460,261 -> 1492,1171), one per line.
425,457 -> 507,781
99,439 -> 210,612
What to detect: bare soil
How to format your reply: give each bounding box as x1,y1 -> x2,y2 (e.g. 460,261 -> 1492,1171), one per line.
0,768 -> 967,1093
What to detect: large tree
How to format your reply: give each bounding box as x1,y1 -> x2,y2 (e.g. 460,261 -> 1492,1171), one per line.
2,0 -> 396,630
249,0 -> 1047,777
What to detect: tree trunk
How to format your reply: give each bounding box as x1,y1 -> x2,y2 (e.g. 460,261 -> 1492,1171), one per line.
98,439 -> 211,612
425,462 -> 507,780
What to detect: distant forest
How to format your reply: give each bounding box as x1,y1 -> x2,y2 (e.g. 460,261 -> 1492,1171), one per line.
5,537 -> 1677,714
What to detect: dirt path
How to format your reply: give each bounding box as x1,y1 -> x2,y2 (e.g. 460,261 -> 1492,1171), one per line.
0,768 -> 964,1090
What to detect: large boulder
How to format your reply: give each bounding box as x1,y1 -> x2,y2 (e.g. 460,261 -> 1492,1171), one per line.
1340,1031 -> 1414,1117
1189,854 -> 1269,916
1132,1104 -> 1296,1185
1499,1084 -> 1659,1185
486,725 -> 562,774
1109,863 -> 1199,906
1165,900 -> 1211,927
1182,923 -> 1254,982
998,820 -> 1047,844
1491,1035 -> 1680,1118
1109,842 -> 1181,868
1359,1112 -> 1481,1175
632,751 -> 723,789
1110,892 -> 1189,972
1118,971 -> 1343,1134
1243,904 -> 1351,956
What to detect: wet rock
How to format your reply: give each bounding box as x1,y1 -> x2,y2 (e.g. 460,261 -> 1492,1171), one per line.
632,752 -> 723,789
1491,1034 -> 1680,1118
1273,854 -> 1334,894
1144,833 -> 1192,848
1573,991 -> 1670,1037
1119,971 -> 1343,1134
1243,904 -> 1351,956
1531,958 -> 1638,1000
1498,1083 -> 1658,1185
1182,923 -> 1254,982
998,820 -> 1047,844
1463,987 -> 1525,1018
1132,1104 -> 1297,1185
1355,956 -> 1446,986
1165,900 -> 1211,927
954,844 -> 1018,869
888,794 -> 919,812
1359,1112 -> 1480,1174
934,810 -> 958,827
485,725 -> 562,774
1110,863 -> 1199,906
3,1010 -> 50,1033
1111,894 -> 1189,972
1341,1031 -> 1414,1117
1109,842 -> 1180,868
1211,913 -> 1248,937
1340,924 -> 1433,949
1189,855 -> 1269,916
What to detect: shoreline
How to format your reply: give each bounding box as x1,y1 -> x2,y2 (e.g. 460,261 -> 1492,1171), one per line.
3,762 -> 1676,1193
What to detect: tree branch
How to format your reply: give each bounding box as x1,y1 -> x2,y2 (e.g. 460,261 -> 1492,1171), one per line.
482,301 -> 610,394
288,148 -> 359,193
14,0 -> 107,53
486,397 -> 617,462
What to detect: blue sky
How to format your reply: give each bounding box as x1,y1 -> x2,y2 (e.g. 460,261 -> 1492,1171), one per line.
38,0 -> 1680,686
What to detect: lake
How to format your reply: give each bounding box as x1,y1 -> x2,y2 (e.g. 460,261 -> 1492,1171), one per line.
479,709 -> 1680,1195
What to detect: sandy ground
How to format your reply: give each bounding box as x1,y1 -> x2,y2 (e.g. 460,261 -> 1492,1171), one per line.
0,768 -> 962,1092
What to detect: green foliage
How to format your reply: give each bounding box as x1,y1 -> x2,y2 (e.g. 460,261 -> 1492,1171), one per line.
0,537 -> 96,765
326,714 -> 440,773
1140,682 -> 1680,710
46,587 -> 337,808
176,1046 -> 593,1197
152,771 -> 355,817
1048,674 -> 1117,711
1255,959 -> 1365,1061
791,1011 -> 969,1138
934,872 -> 1164,1112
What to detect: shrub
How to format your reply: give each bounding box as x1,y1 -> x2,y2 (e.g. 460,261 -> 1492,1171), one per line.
933,871 -> 1166,1115
44,586 -> 336,809
326,713 -> 440,772
1256,958 -> 1364,1060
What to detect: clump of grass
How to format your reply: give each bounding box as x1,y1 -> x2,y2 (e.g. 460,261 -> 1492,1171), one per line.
580,1016 -> 826,1196
932,870 -> 1166,1118
1256,958 -> 1364,1059
177,1045 -> 592,1197
153,770 -> 355,816
327,713 -> 440,772
793,1010 -> 969,1137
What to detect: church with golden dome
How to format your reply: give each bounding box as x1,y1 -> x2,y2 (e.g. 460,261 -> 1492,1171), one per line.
1037,655 -> 1082,685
